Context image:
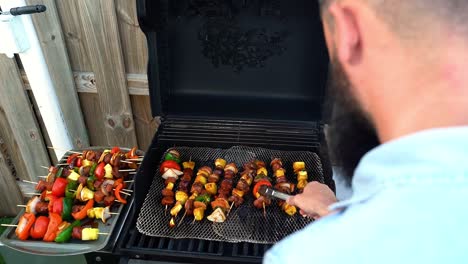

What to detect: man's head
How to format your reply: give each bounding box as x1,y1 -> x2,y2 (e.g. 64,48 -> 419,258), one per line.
322,0 -> 468,182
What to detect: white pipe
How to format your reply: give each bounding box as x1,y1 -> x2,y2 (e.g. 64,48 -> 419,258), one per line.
1,0 -> 73,159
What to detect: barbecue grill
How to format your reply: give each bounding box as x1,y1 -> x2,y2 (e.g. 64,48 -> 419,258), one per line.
96,0 -> 333,262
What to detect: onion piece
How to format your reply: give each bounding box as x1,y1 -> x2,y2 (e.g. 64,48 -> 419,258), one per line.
161,168 -> 179,180
26,196 -> 40,215
101,180 -> 115,196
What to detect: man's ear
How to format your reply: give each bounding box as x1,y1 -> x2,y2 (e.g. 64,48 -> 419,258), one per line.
327,2 -> 362,65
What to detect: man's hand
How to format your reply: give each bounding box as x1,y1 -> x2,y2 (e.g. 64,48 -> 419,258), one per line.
287,181 -> 338,220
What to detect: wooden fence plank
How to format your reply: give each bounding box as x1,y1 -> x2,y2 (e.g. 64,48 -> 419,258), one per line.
131,95 -> 160,150
22,71 -> 149,96
55,0 -> 92,71
76,0 -> 137,147
0,55 -> 51,182
0,148 -> 23,216
26,0 -> 89,149
115,0 -> 148,74
78,93 -> 108,146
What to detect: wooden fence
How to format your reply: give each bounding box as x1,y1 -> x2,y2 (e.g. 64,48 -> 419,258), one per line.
0,0 -> 157,216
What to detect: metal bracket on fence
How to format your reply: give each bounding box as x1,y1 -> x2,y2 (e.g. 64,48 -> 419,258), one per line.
0,5 -> 46,58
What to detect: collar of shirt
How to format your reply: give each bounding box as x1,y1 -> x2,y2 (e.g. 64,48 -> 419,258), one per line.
330,126 -> 468,211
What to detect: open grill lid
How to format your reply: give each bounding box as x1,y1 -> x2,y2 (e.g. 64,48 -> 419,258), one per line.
137,0 -> 329,122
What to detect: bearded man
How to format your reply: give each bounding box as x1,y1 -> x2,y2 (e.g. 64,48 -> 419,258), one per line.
264,0 -> 468,263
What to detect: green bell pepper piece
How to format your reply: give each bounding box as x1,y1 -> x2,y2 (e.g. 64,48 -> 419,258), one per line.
56,167 -> 63,178
62,197 -> 73,221
195,194 -> 211,204
73,167 -> 79,173
65,181 -> 78,199
164,153 -> 180,163
55,220 -> 81,243
89,163 -> 97,177
87,175 -> 96,191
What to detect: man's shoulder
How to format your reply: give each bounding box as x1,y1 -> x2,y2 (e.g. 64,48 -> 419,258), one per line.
264,212 -> 353,263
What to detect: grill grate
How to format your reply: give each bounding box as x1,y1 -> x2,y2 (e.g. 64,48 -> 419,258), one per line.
137,145 -> 323,244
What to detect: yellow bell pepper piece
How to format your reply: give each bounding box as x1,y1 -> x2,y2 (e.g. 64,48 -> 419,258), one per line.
293,162 -> 305,173
194,207 -> 205,221
182,161 -> 195,170
170,203 -> 182,216
82,228 -> 99,241
257,167 -> 267,176
195,175 -> 207,185
204,183 -> 217,195
215,158 -> 226,169
175,191 -> 188,203
104,164 -> 113,179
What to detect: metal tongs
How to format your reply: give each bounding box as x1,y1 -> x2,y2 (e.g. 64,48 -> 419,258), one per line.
258,185 -> 291,201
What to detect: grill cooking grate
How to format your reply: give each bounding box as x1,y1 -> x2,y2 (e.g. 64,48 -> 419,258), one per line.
137,145 -> 323,244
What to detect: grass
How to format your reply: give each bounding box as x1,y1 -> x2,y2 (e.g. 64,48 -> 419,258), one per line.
0,217 -> 13,264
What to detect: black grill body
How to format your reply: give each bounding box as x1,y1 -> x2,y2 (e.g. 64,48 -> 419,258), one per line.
98,1 -> 333,263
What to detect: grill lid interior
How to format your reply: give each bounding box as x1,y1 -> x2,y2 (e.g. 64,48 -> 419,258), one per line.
137,0 -> 329,121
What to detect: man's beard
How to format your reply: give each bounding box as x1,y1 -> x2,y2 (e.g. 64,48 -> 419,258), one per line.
324,59 -> 380,185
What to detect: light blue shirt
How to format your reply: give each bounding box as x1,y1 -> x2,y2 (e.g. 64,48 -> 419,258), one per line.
264,127 -> 468,263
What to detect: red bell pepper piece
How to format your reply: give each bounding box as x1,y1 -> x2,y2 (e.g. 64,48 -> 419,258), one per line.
52,177 -> 68,197
52,197 -> 64,215
159,160 -> 181,174
94,162 -> 105,180
76,158 -> 82,168
30,216 -> 50,239
111,146 -> 121,154
66,153 -> 80,164
71,199 -> 94,220
15,213 -> 36,240
115,183 -> 127,204
43,213 -> 62,242
253,180 -> 272,197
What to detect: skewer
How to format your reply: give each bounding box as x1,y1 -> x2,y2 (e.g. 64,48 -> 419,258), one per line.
56,163 -> 68,166
47,146 -> 81,155
120,191 -> 132,196
17,205 -> 27,207
124,180 -> 134,183
177,211 -> 187,227
98,233 -> 109,235
41,166 -> 49,169
109,212 -> 119,215
128,172 -> 137,174
24,193 -> 40,196
121,160 -> 135,164
122,189 -> 133,192
37,176 -> 47,178
1,224 -> 18,227
22,180 -> 38,185
263,202 -> 266,218
125,158 -> 143,161
119,169 -> 135,172
191,217 -> 196,224
226,202 -> 235,217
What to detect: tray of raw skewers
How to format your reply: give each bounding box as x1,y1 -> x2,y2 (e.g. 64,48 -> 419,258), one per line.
137,146 -> 323,244
0,146 -> 143,256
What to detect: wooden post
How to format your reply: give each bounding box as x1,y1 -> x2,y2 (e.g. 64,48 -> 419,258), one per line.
76,0 -> 137,147
0,55 -> 50,182
0,147 -> 23,216
26,0 -> 90,149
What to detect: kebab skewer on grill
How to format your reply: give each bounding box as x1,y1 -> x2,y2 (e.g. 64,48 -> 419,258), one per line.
251,160 -> 272,217
207,163 -> 238,223
184,165 -> 213,223
168,160 -> 195,227
293,161 -> 308,193
190,159 -> 227,222
228,161 -> 256,210
271,158 -> 297,216
160,150 -> 183,214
